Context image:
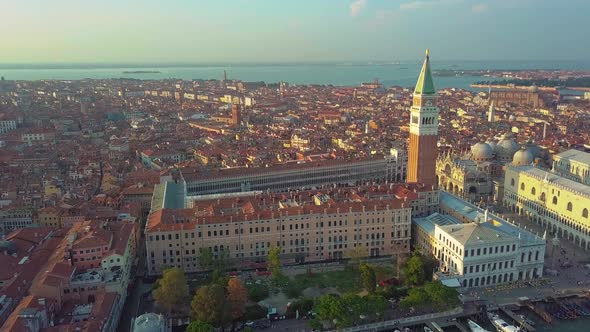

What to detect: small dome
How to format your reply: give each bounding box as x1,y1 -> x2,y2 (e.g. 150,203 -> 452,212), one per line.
530,85 -> 538,93
525,138 -> 541,158
486,140 -> 497,151
471,141 -> 494,161
512,146 -> 534,166
496,133 -> 519,160
133,313 -> 166,332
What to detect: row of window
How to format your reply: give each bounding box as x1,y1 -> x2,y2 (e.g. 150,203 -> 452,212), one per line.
512,179 -> 589,218
465,244 -> 517,257
150,221 -> 410,242
73,247 -> 109,254
63,285 -> 99,294
464,260 -> 515,274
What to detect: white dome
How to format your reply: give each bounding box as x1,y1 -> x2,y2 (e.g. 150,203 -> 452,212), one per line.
486,140 -> 497,151
512,147 -> 534,166
133,313 -> 166,332
471,141 -> 494,161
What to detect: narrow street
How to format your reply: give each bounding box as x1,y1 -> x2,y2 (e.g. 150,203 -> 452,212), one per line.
118,228 -> 152,332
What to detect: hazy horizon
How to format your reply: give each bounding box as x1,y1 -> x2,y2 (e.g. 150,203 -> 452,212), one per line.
2,0 -> 589,64
1,59 -> 590,66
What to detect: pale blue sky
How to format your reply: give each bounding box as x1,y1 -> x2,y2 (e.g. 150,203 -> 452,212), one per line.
1,0 -> 588,63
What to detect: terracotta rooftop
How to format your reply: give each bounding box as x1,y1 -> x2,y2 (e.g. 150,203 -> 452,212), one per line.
147,184 -> 417,232
73,228 -> 113,250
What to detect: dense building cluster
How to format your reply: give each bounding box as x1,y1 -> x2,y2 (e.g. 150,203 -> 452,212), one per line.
146,185 -> 416,275
1,50 -> 590,331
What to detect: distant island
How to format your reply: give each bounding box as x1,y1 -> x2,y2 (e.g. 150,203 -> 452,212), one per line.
474,77 -> 590,89
122,70 -> 161,74
432,69 -> 492,77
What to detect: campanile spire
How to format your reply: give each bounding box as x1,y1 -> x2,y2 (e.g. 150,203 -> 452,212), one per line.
407,49 -> 439,188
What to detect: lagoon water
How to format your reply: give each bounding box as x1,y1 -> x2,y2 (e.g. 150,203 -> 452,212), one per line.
528,311 -> 590,332
1,60 -> 590,91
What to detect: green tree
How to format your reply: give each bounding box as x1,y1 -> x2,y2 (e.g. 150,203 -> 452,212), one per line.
211,269 -> 230,287
199,247 -> 231,272
314,293 -> 360,329
402,253 -> 426,286
347,245 -> 367,270
422,253 -> 438,282
314,294 -> 347,325
153,267 -> 189,314
190,284 -> 230,327
314,293 -> 387,328
226,278 -> 248,320
215,247 -> 231,271
365,295 -> 387,318
245,304 -> 267,320
185,321 -> 214,332
359,263 -> 377,293
284,280 -> 303,298
309,319 -> 323,331
424,281 -> 460,310
341,293 -> 364,325
199,248 -> 215,271
286,298 -> 314,317
268,246 -> 283,279
399,287 -> 428,309
247,283 -> 270,302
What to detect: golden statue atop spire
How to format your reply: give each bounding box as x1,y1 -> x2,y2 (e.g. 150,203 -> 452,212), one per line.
426,48 -> 430,57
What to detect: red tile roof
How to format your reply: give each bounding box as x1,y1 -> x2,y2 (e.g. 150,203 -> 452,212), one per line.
147,185 -> 417,233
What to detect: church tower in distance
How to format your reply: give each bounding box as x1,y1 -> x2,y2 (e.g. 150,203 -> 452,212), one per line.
407,49 -> 439,188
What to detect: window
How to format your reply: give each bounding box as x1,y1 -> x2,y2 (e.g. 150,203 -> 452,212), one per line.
510,178 -> 515,187
552,196 -> 558,205
567,202 -> 573,212
583,208 -> 589,218
520,183 -> 525,191
531,187 -> 536,195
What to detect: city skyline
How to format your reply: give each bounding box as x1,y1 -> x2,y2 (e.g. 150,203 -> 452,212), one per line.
2,0 -> 589,63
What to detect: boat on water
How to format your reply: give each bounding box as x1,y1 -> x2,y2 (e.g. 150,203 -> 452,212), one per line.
517,314 -> 536,326
467,319 -> 491,332
487,312 -> 524,332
